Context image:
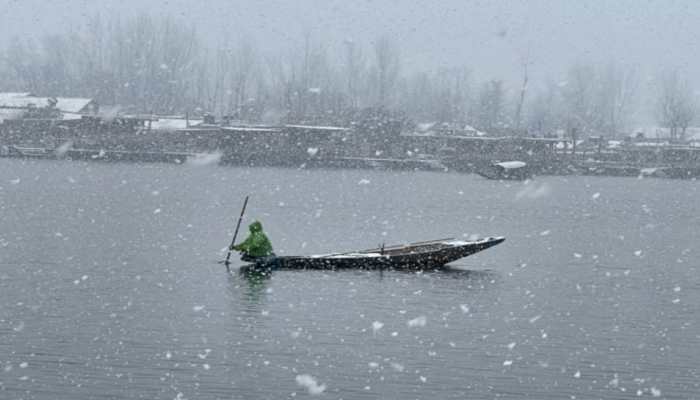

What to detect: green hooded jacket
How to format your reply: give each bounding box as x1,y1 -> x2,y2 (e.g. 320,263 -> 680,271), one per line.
231,221 -> 274,257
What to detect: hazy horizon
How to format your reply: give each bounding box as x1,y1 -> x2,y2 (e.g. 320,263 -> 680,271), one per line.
2,0 -> 699,87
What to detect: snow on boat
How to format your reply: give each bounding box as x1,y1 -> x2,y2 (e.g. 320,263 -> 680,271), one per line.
475,160 -> 531,180
495,161 -> 526,169
242,236 -> 505,271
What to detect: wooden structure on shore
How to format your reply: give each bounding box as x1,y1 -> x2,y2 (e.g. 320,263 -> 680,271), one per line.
3,92 -> 700,178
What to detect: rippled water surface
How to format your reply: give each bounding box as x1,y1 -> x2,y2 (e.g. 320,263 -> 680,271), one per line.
1,159 -> 699,399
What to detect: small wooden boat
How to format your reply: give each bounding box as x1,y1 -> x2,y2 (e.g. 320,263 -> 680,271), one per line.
476,161 -> 531,180
242,236 -> 505,271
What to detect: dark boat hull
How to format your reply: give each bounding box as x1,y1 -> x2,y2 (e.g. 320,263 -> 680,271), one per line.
242,237 -> 505,271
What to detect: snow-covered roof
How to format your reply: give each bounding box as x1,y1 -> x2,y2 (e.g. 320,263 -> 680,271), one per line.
517,137 -> 563,143
0,96 -> 51,108
61,113 -> 84,120
0,92 -> 33,102
416,122 -> 435,132
495,161 -> 527,169
285,124 -> 350,131
632,141 -> 670,147
462,124 -> 487,136
0,93 -> 96,114
632,126 -> 700,140
150,118 -> 203,131
445,135 -> 503,141
222,126 -> 281,133
410,122 -> 487,137
55,97 -> 95,114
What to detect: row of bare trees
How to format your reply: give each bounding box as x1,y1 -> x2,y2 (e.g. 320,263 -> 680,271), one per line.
657,71 -> 696,141
3,15 -> 201,113
523,64 -> 641,139
0,14 -> 405,124
0,14 -> 696,139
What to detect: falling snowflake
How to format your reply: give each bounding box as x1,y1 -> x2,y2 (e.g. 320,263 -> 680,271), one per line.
295,374 -> 326,395
407,316 -> 427,327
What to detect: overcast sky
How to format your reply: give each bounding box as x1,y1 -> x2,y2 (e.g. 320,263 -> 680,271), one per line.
1,0 -> 699,86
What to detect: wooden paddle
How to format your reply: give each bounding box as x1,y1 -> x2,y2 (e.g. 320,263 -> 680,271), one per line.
224,195 -> 249,270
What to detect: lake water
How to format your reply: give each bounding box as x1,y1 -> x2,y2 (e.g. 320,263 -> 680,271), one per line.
1,158 -> 699,399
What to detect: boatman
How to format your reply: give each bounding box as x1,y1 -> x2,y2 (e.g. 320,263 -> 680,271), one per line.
230,220 -> 275,262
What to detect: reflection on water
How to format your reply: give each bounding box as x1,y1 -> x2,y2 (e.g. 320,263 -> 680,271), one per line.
1,159 -> 699,399
236,268 -> 272,306
436,267 -> 500,280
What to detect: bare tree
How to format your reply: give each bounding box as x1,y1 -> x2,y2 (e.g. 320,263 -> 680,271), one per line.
513,56 -> 530,132
476,80 -> 505,133
4,37 -> 42,92
561,64 -> 598,139
657,70 -> 696,142
4,11 -> 691,137
223,41 -> 257,120
431,67 -> 471,124
373,35 -> 400,108
594,63 -> 638,137
527,79 -> 560,136
343,39 -> 365,110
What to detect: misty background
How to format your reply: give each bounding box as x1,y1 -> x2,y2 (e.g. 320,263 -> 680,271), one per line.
1,0 -> 699,135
